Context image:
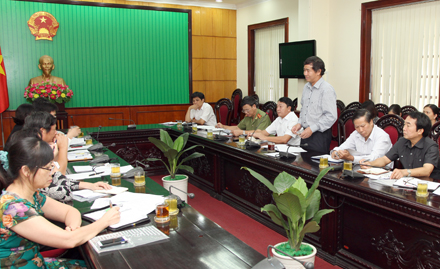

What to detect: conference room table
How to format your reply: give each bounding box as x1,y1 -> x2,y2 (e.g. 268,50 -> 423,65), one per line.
82,123 -> 440,269
69,147 -> 264,269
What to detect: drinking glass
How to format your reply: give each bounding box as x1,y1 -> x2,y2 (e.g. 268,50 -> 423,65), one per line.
416,182 -> 428,197
134,170 -> 145,186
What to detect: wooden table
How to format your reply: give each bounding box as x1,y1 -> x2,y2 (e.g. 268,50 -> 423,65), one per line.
87,124 -> 440,269
70,149 -> 264,269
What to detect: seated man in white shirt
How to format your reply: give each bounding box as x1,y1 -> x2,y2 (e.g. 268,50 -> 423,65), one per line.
252,97 -> 300,145
185,92 -> 217,126
331,109 -> 392,163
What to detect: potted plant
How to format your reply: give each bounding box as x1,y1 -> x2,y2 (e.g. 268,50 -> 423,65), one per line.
242,166 -> 334,269
147,129 -> 204,202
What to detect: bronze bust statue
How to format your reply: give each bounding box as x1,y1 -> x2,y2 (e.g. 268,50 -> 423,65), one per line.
28,55 -> 66,86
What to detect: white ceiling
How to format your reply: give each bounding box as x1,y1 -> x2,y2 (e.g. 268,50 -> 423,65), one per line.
128,0 -> 267,9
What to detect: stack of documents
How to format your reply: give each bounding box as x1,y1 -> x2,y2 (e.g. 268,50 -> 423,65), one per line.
311,154 -> 343,163
84,192 -> 165,229
67,150 -> 93,161
393,178 -> 440,191
67,164 -> 134,180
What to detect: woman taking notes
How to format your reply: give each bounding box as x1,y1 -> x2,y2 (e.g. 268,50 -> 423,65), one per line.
0,137 -> 120,268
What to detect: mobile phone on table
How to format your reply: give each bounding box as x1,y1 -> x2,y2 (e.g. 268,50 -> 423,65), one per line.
98,236 -> 128,248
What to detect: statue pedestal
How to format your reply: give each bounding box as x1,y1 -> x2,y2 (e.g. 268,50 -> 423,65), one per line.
55,103 -> 69,129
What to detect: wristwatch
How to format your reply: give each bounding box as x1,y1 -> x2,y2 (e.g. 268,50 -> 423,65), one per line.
407,169 -> 411,177
243,130 -> 246,135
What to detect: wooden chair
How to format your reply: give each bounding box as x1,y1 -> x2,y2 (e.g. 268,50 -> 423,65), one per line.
261,101 -> 277,122
430,120 -> 440,146
331,100 -> 344,148
345,101 -> 361,111
250,94 -> 260,108
292,98 -> 298,111
338,109 -> 357,145
375,103 -> 389,118
337,100 -> 345,112
230,88 -> 242,126
215,98 -> 233,125
376,114 -> 404,145
401,105 -> 418,119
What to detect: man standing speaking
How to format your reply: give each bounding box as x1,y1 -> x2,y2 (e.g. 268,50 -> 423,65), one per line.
291,56 -> 337,153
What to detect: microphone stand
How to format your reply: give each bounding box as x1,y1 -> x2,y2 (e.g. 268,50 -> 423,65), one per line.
245,113 -> 268,149
108,117 -> 137,129
96,125 -> 102,142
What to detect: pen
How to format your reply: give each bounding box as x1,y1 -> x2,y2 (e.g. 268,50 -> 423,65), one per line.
89,171 -> 104,176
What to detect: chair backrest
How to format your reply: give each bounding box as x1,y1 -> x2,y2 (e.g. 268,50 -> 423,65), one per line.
230,88 -> 242,125
251,94 -> 259,106
401,105 -> 418,119
332,101 -> 343,144
376,114 -> 404,145
215,98 -> 233,125
337,100 -> 345,112
338,109 -> 357,145
345,101 -> 361,111
375,103 -> 389,118
261,101 -> 277,122
430,120 -> 440,145
292,98 -> 298,111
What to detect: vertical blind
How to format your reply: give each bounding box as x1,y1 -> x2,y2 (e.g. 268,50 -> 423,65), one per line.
371,0 -> 440,110
254,25 -> 285,103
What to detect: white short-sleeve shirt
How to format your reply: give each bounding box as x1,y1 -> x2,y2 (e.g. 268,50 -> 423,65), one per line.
265,112 -> 300,145
189,102 -> 217,126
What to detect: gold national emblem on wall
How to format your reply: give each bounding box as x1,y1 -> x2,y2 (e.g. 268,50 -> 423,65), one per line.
27,11 -> 59,41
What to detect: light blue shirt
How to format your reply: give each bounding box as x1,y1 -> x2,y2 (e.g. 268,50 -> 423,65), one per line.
299,77 -> 337,133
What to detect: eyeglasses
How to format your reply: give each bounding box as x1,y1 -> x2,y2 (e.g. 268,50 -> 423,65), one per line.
38,164 -> 55,173
242,109 -> 251,114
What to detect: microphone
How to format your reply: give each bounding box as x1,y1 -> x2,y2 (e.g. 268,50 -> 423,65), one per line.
252,245 -> 314,269
245,113 -> 268,149
169,185 -> 195,199
108,117 -> 136,129
249,113 -> 268,138
70,115 -> 75,126
135,160 -> 149,168
96,125 -> 102,142
214,129 -> 230,142
278,146 -> 297,160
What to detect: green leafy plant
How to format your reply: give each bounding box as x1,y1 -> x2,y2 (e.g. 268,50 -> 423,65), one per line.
147,129 -> 205,180
242,166 -> 334,251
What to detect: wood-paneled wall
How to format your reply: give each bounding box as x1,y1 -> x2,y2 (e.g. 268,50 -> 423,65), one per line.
0,103 -> 215,150
75,0 -> 237,103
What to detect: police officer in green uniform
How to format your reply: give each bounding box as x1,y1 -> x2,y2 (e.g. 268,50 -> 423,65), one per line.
216,96 -> 272,136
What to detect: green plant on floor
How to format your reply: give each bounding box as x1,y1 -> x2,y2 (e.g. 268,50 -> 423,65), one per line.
241,166 -> 334,252
147,129 -> 205,180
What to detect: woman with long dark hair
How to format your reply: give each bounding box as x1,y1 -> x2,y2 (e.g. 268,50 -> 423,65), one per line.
423,104 -> 439,126
0,137 -> 120,268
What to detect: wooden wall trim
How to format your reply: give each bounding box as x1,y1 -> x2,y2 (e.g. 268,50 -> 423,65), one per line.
359,0 -> 430,103
248,18 -> 289,98
0,103 -> 218,149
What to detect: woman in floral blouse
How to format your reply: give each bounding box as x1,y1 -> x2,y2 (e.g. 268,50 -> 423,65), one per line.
0,137 -> 120,268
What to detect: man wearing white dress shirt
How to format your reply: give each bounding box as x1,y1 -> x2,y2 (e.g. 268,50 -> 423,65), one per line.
185,92 -> 217,126
252,97 -> 300,145
331,109 -> 392,163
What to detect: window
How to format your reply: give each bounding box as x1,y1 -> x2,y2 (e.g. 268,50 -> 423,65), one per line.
254,25 -> 285,103
370,1 -> 440,110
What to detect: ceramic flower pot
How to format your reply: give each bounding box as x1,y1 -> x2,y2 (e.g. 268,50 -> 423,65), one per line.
162,175 -> 189,203
272,242 -> 317,269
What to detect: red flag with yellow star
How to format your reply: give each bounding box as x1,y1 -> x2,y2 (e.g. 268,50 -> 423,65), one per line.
0,46 -> 9,113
